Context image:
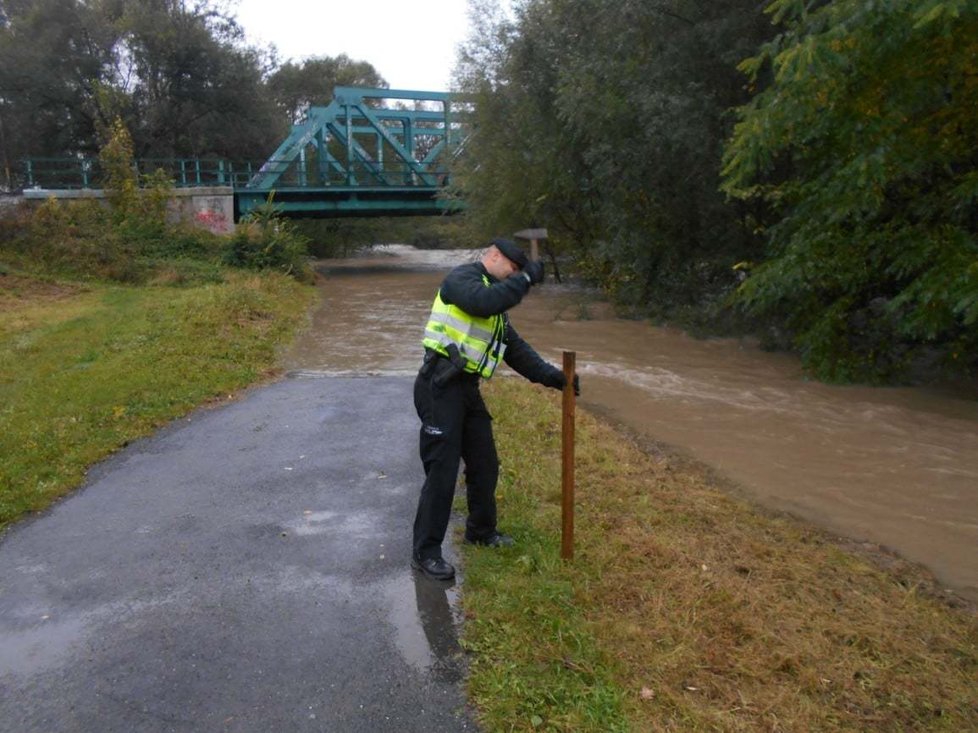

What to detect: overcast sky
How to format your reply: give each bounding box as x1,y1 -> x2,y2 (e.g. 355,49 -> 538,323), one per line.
232,0 -> 479,92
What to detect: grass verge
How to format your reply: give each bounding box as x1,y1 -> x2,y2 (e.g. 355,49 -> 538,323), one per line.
462,378 -> 978,732
0,271 -> 314,530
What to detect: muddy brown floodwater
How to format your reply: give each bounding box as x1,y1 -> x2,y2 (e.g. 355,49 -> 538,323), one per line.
283,245 -> 978,602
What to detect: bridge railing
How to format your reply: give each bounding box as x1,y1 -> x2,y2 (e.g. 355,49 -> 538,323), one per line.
20,157 -> 103,190
21,158 -> 247,190
20,157 -> 451,191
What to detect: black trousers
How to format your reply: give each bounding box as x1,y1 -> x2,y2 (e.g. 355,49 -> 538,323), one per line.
412,359 -> 499,561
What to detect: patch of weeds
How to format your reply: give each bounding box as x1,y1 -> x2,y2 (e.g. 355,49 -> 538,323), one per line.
224,197 -> 312,282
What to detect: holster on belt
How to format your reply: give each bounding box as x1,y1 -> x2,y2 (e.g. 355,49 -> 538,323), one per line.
422,345 -> 466,387
420,349 -> 438,379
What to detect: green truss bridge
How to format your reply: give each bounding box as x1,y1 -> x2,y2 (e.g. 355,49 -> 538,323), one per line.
21,87 -> 468,220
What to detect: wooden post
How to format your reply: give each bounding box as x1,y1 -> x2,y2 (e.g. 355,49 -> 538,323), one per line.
561,351 -> 576,560
530,238 -> 539,262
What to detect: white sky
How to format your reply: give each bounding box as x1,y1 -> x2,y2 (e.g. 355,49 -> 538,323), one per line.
232,0 -> 477,92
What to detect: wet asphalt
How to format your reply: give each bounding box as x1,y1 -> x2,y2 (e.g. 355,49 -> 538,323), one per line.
0,375 -> 476,732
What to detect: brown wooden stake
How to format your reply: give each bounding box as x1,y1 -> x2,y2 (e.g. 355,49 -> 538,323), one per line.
530,238 -> 539,262
561,351 -> 576,560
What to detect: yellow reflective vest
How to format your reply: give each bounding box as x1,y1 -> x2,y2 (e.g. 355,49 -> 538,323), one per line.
422,275 -> 507,378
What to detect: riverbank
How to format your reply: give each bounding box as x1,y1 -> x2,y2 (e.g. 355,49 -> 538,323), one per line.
463,377 -> 978,732
0,270 -> 315,530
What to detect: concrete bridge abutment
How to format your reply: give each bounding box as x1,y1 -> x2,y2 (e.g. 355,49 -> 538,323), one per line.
18,186 -> 236,236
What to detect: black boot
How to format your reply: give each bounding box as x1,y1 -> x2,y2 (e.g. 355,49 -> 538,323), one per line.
412,555 -> 456,581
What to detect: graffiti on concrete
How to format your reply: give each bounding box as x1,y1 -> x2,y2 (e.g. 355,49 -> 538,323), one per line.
194,209 -> 227,228
191,196 -> 234,235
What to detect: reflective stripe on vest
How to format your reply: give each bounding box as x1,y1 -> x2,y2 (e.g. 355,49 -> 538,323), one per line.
421,276 -> 506,378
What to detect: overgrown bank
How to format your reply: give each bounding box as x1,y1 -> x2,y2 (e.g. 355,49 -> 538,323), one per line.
463,378 -> 978,732
0,271 -> 314,531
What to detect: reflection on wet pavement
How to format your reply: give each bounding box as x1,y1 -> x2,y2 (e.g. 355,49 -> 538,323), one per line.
383,570 -> 464,684
414,575 -> 464,683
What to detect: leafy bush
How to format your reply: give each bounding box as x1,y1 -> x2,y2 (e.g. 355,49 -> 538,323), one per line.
224,198 -> 311,281
722,1 -> 978,382
100,118 -> 140,220
0,200 -> 32,250
25,197 -> 132,280
10,193 -> 225,285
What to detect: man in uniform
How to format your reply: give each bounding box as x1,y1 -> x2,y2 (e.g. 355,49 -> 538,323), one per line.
411,238 -> 579,581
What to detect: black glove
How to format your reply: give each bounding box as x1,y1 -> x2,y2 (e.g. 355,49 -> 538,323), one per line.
548,371 -> 581,396
523,260 -> 545,285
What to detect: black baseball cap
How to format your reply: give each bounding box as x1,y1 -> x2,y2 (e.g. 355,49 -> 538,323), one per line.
490,237 -> 528,269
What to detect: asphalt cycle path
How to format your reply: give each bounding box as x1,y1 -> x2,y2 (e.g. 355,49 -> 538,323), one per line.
0,375 -> 476,732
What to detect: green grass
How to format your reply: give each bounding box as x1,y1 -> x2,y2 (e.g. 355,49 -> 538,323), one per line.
0,271 -> 314,529
463,378 -> 978,732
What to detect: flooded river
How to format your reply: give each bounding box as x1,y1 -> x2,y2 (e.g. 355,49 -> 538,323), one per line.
282,246 -> 978,602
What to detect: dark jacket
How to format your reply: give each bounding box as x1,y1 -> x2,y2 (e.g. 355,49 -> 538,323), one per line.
438,261 -> 563,388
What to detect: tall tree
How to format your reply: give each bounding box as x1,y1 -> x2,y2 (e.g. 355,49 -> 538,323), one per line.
0,0 -> 286,181
453,0 -> 775,311
453,0 -> 600,267
0,0 -> 121,168
267,55 -> 387,125
118,0 -> 283,159
722,0 -> 978,381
